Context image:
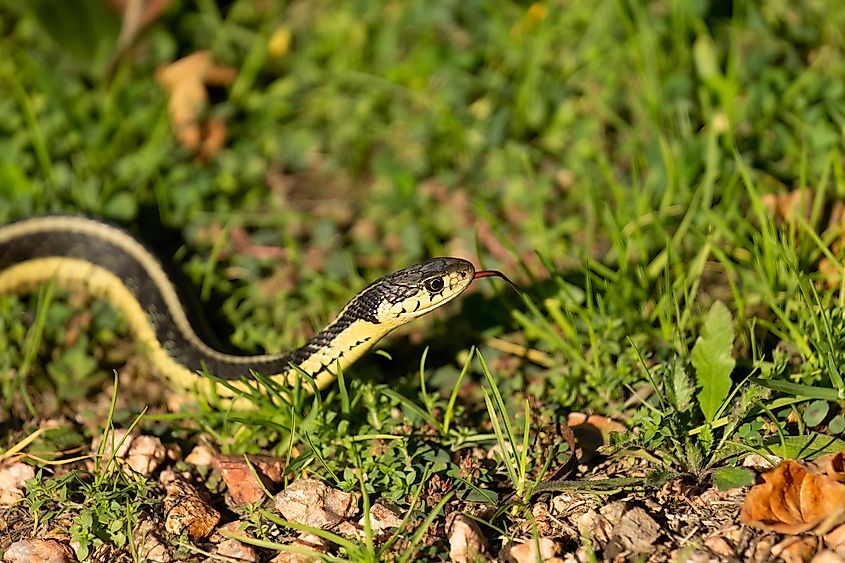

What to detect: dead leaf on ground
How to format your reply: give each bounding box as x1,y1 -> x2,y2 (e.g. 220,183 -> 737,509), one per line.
155,51 -> 237,159
762,189 -> 814,226
761,189 -> 845,288
567,412 -> 626,458
104,0 -> 171,54
740,458 -> 845,535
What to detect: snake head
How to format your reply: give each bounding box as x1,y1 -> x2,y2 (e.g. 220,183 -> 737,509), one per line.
375,257 -> 476,323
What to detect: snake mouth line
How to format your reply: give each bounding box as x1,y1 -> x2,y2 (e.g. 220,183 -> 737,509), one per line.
473,269 -> 523,294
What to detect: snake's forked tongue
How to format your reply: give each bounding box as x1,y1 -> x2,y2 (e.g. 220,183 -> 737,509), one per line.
473,270 -> 523,294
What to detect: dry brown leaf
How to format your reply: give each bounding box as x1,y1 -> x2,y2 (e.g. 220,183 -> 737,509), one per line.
820,453 -> 845,481
567,412 -> 627,437
155,51 -> 237,158
824,523 -> 845,548
771,535 -> 819,563
762,189 -> 814,225
105,0 -> 171,53
741,459 -> 845,534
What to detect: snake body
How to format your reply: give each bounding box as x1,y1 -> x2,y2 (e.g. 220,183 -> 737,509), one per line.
0,215 -> 478,395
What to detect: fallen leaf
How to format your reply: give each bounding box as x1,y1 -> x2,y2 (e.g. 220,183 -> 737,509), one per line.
762,189 -> 814,226
155,51 -> 237,158
820,453 -> 845,481
771,535 -> 819,563
740,459 -> 845,534
824,523 -> 845,548
105,0 -> 170,53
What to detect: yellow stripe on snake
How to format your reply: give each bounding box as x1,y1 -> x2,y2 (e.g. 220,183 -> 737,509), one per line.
0,215 -> 512,399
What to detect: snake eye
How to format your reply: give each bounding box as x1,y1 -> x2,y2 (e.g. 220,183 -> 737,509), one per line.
424,277 -> 445,293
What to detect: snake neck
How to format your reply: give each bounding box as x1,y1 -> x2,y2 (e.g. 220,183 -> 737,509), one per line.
284,307 -> 396,389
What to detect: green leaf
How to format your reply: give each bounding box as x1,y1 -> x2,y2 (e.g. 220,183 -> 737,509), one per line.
830,415 -> 845,435
27,0 -> 120,76
803,400 -> 830,428
768,433 -> 845,460
672,365 -> 695,413
713,467 -> 755,490
692,301 -> 735,422
78,509 -> 93,529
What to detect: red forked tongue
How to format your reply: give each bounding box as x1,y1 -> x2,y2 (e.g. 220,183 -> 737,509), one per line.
473,270 -> 523,294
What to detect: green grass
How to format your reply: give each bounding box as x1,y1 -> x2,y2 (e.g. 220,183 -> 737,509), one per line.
3,0 -> 845,559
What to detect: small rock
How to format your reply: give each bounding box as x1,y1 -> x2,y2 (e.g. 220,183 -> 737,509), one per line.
165,442 -> 183,462
704,536 -> 734,557
575,509 -> 613,546
447,513 -> 487,563
126,436 -> 166,476
360,503 -> 402,534
163,480 -> 221,540
270,533 -> 329,563
133,518 -> 171,562
334,520 -> 364,539
212,455 -> 284,505
598,501 -> 626,528
186,444 -> 215,466
502,538 -> 559,563
0,462 -> 35,505
743,453 -> 781,470
669,548 -> 715,563
608,507 -> 660,554
3,539 -> 74,563
210,520 -> 250,543
274,479 -> 357,530
214,538 -> 258,562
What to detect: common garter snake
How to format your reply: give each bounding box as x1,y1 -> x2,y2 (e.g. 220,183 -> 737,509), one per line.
0,215 -> 512,397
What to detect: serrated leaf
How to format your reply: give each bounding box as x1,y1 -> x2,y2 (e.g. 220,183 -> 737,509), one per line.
713,466 -> 755,490
672,365 -> 695,413
692,301 -> 735,422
